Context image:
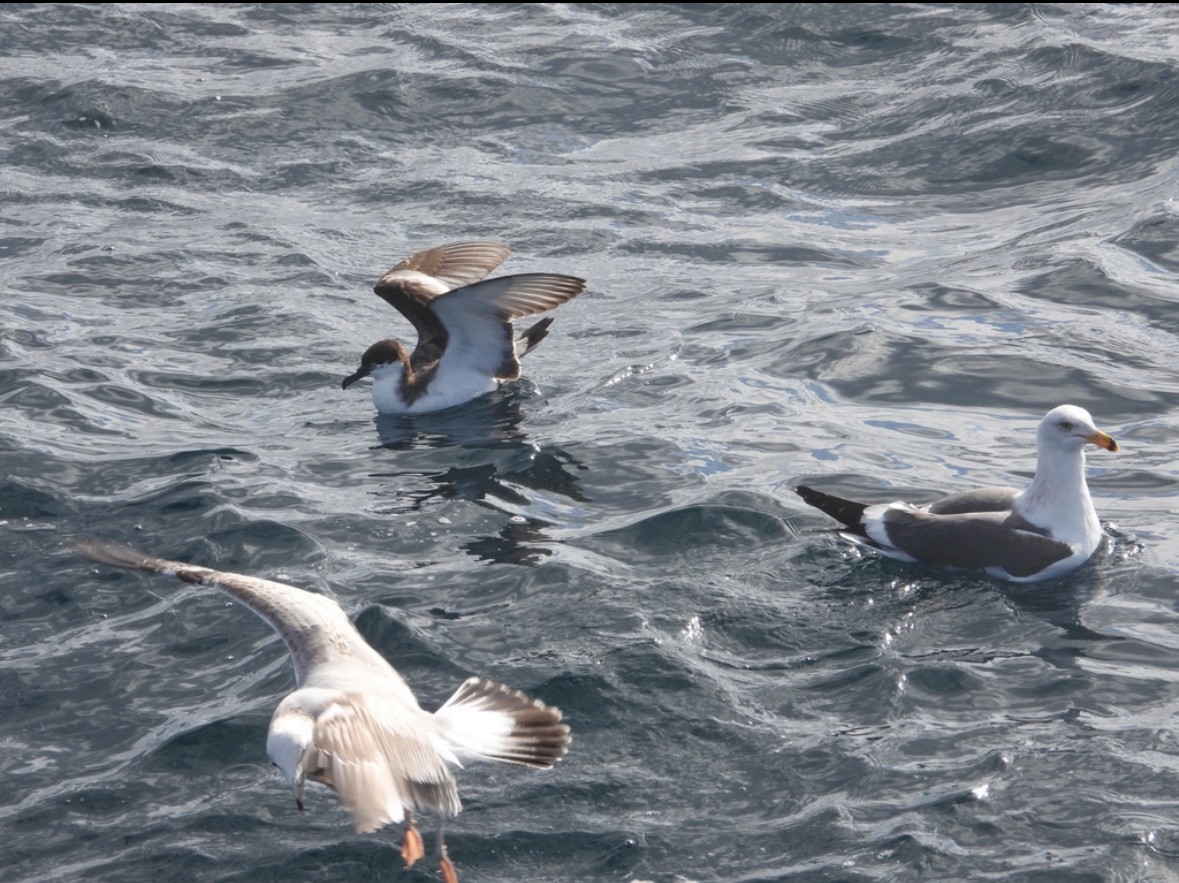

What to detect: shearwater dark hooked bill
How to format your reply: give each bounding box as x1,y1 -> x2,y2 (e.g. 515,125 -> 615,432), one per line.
795,404 -> 1119,582
341,241 -> 586,415
76,540 -> 571,883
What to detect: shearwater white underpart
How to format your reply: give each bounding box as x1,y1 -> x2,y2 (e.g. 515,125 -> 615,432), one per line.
341,240 -> 586,415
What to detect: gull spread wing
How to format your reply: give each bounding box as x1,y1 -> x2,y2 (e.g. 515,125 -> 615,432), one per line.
74,540 -> 384,686
313,695 -> 460,833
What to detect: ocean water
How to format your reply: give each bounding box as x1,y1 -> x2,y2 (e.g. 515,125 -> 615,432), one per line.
3,3 -> 1179,881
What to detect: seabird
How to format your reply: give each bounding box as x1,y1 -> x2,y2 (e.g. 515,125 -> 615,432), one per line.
76,540 -> 571,883
341,241 -> 586,415
795,404 -> 1119,582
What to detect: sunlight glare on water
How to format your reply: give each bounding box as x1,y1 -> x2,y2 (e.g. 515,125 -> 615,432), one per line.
2,4 -> 1179,882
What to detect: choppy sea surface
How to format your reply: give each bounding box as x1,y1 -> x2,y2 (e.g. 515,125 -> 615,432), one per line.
4,4 -> 1179,881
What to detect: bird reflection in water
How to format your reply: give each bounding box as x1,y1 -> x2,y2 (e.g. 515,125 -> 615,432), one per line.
365,392 -> 587,567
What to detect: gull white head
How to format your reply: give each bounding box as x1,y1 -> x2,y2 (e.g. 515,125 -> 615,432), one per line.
266,699 -> 316,811
1019,403 -> 1118,547
1036,404 -> 1119,455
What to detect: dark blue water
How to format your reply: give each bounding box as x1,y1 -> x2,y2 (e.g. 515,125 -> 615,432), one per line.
3,4 -> 1179,881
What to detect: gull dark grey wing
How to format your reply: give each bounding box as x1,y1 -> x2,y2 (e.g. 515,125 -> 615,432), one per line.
877,508 -> 1073,578
926,487 -> 1020,515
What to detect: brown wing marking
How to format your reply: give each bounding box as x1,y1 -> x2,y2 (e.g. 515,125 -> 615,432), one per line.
372,242 -> 515,373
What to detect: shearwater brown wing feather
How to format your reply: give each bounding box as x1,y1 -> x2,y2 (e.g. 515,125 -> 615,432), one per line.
433,272 -> 586,322
372,241 -> 514,372
387,241 -> 511,291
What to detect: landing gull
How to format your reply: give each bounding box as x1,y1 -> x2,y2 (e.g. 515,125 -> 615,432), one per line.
76,540 -> 571,883
341,240 -> 586,415
796,404 -> 1119,582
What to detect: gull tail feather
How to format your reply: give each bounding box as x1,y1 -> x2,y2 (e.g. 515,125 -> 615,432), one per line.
795,486 -> 870,535
434,678 -> 571,769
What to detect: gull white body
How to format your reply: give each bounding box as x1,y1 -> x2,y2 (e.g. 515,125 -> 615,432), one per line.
76,541 -> 570,880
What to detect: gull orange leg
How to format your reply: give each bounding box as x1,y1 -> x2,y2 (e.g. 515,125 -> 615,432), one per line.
437,820 -> 458,883
401,811 -> 425,868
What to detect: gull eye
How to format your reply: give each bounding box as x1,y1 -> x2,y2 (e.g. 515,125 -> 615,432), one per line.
1059,420 -> 1074,431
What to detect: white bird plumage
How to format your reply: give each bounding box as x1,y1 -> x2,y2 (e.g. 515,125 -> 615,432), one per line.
341,241 -> 586,415
76,540 -> 571,883
796,405 -> 1119,582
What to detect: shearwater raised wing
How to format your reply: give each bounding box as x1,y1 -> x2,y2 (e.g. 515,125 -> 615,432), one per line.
341,241 -> 586,415
796,405 -> 1119,582
76,540 -> 570,883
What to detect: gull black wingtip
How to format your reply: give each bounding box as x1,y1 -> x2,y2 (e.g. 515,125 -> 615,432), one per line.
795,486 -> 870,532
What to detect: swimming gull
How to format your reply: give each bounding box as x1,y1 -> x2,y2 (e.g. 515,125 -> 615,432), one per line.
341,240 -> 586,414
795,404 -> 1118,582
76,540 -> 571,882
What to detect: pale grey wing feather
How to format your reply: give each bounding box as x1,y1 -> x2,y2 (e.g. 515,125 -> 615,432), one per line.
878,509 -> 1073,578
431,273 -> 586,380
433,273 -> 585,322
385,241 -> 512,291
314,696 -> 460,832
